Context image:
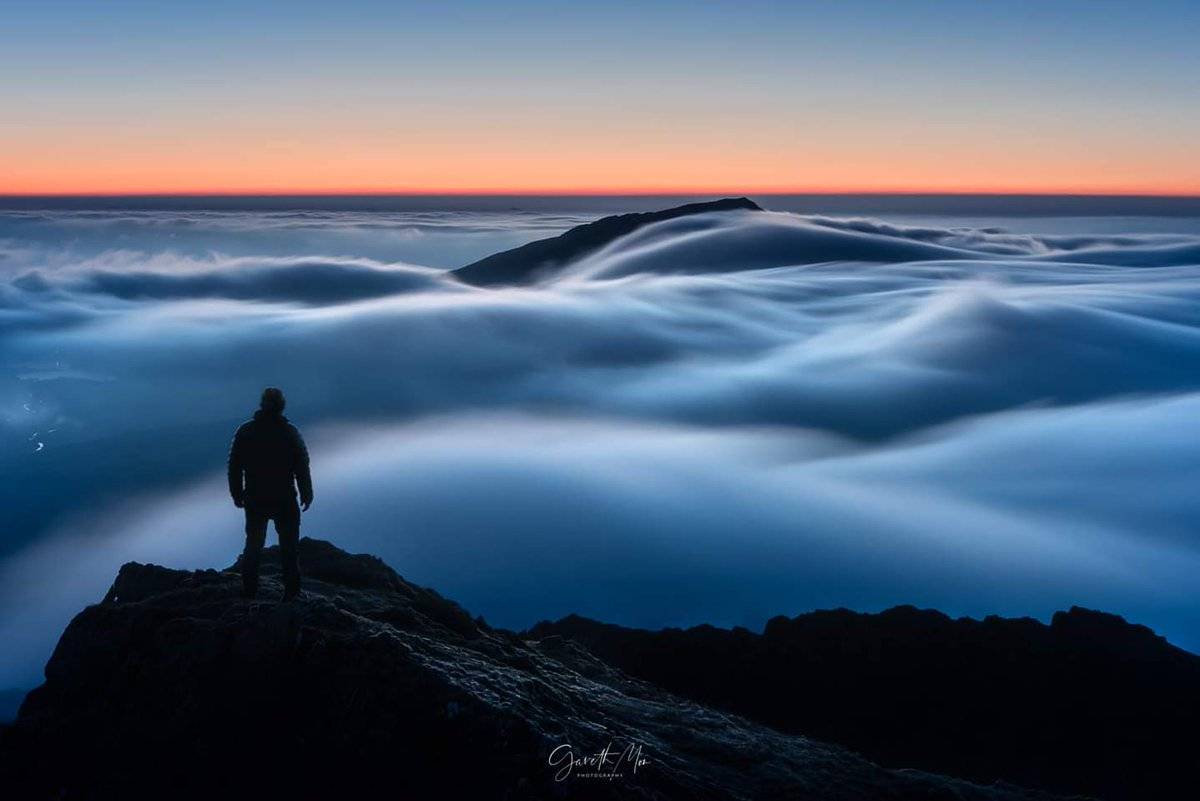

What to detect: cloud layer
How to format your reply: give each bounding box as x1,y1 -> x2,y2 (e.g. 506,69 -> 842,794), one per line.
2,205 -> 1199,685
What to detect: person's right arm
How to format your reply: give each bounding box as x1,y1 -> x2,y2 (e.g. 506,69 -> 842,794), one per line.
290,426 -> 314,511
227,427 -> 245,508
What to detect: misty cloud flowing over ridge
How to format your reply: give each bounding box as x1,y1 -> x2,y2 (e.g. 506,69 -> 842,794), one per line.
2,205 -> 1199,685
10,255 -> 455,306
0,208 -> 590,272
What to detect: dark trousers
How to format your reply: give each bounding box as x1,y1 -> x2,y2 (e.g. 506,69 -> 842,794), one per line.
242,500 -> 301,598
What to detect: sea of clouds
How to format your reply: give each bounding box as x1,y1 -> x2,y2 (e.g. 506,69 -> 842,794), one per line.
2,204 -> 1199,687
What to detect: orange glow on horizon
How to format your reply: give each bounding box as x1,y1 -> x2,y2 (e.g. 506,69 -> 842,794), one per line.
3,186 -> 1199,198
3,129 -> 1197,198
4,182 -> 1199,198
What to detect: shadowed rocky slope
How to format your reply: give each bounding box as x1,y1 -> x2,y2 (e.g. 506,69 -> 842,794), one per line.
0,539 -> 1069,801
529,606 -> 1200,801
452,197 -> 762,285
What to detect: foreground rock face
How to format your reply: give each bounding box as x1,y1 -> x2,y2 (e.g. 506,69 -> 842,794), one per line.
0,539 -> 1064,801
452,197 -> 762,286
530,606 -> 1200,801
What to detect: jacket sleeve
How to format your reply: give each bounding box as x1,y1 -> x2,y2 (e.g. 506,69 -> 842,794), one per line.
227,426 -> 245,503
291,427 -> 314,505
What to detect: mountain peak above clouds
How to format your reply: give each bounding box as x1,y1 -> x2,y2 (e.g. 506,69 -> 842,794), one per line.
452,197 -> 763,286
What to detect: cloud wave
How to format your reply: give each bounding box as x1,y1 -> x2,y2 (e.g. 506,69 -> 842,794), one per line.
2,205 -> 1199,685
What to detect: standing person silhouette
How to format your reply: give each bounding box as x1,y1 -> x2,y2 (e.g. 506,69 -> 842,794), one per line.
227,387 -> 314,600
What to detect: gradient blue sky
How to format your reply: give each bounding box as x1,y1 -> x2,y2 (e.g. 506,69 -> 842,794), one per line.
2,0 -> 1198,193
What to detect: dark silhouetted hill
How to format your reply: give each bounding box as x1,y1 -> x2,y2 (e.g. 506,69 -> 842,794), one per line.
0,539 -> 1069,801
529,605 -> 1200,801
452,197 -> 762,285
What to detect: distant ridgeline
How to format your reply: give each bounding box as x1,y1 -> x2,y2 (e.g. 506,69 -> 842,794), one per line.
452,197 -> 762,286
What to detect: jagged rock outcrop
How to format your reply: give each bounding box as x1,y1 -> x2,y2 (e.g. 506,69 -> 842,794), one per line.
452,197 -> 762,286
529,605 -> 1200,801
0,539 -> 1068,801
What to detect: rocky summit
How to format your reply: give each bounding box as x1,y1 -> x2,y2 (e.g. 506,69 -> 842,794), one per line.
0,538 -> 1071,801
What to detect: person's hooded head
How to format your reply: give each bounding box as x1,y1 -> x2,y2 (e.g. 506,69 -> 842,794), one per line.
259,387 -> 286,416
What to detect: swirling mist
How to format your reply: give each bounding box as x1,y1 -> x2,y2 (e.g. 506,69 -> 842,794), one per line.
2,204 -> 1199,687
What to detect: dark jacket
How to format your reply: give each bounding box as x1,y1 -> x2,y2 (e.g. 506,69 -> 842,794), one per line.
227,411 -> 313,507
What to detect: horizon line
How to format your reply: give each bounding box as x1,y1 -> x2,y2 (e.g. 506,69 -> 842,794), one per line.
3,188 -> 1200,200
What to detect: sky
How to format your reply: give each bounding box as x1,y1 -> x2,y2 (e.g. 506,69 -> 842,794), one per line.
1,0 -> 1199,195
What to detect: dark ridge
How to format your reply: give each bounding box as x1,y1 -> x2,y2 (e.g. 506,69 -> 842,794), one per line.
527,604 -> 1200,801
452,197 -> 763,286
0,539 -> 1065,801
